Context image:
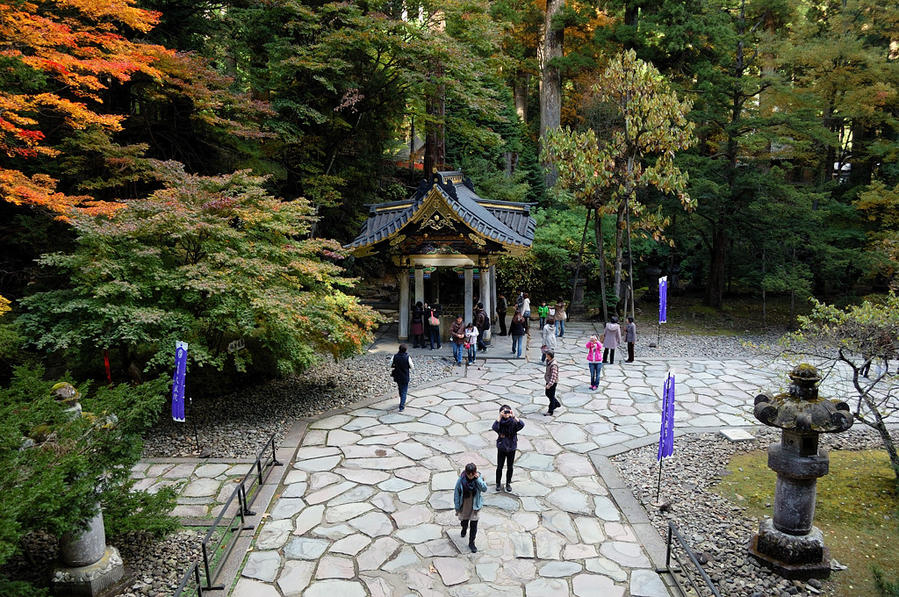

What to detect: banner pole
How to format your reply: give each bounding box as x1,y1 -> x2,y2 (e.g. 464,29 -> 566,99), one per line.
656,321 -> 661,347
656,457 -> 663,502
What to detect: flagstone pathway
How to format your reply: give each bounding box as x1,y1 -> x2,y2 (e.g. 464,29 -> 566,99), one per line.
221,324 -> 839,597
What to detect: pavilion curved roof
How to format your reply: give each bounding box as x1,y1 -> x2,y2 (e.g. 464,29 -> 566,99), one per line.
346,170 -> 535,252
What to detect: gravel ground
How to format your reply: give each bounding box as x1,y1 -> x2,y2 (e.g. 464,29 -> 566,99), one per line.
115,530 -> 205,597
612,426 -> 897,597
621,327 -> 786,360
142,353 -> 454,458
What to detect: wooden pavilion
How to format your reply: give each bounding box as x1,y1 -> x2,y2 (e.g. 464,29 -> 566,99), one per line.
346,170 -> 535,340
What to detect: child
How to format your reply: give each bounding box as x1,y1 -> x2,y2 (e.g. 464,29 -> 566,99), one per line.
537,301 -> 549,329
586,334 -> 603,390
464,322 -> 479,365
453,463 -> 487,552
492,405 -> 524,492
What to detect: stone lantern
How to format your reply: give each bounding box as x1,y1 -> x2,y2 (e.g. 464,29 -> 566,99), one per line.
48,383 -> 124,596
748,364 -> 853,579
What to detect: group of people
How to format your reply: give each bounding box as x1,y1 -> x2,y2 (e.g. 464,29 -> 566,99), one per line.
445,303 -> 492,365
390,309 -> 638,552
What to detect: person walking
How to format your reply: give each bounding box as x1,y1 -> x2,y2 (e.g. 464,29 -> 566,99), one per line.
555,301 -> 567,337
537,301 -> 549,329
586,334 -> 603,390
464,321 -> 479,365
602,316 -> 622,364
625,316 -> 636,362
411,301 -> 425,348
541,316 -> 556,363
427,302 -> 442,350
492,405 -> 524,492
450,315 -> 465,366
543,351 -> 561,416
496,294 -> 508,336
509,310 -> 527,358
390,344 -> 414,411
454,463 -> 487,553
521,292 -> 531,321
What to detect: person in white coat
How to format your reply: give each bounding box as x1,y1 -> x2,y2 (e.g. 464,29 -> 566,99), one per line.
541,317 -> 556,363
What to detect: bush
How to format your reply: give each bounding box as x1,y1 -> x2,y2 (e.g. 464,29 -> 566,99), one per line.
0,367 -> 176,593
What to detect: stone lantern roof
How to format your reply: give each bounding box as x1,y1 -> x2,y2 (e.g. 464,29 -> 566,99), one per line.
753,364 -> 854,433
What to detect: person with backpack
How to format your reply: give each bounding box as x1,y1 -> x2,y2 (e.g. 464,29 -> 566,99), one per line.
509,310 -> 527,358
427,302 -> 442,350
475,303 -> 489,352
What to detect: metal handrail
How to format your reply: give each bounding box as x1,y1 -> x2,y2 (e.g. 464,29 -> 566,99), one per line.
174,434 -> 281,595
173,561 -> 204,597
660,521 -> 721,597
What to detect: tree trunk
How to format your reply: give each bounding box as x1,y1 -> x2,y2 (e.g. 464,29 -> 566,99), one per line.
514,71 -> 529,123
706,226 -> 726,308
595,210 -> 609,322
423,68 -> 445,175
625,193 -> 635,319
761,246 -> 767,327
613,201 -> 626,313
539,0 -> 564,189
571,210 -> 592,320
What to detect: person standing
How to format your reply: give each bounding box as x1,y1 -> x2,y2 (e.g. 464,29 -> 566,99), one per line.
390,344 -> 414,411
450,315 -> 466,366
496,294 -> 508,336
492,405 -> 524,492
475,303 -> 489,352
602,316 -> 622,364
586,334 -> 603,390
509,310 -> 526,358
625,316 -> 636,362
411,301 -> 425,348
521,292 -> 531,321
453,463 -> 487,553
427,302 -> 442,350
464,321 -> 479,365
555,301 -> 567,337
537,301 -> 549,329
541,316 -> 556,363
543,351 -> 561,416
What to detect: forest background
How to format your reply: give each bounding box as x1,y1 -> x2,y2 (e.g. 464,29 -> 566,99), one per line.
0,0 -> 897,593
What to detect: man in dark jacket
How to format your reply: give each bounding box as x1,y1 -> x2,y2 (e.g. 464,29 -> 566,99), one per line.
390,344 -> 414,411
475,303 -> 489,352
492,405 -> 525,492
496,294 -> 508,336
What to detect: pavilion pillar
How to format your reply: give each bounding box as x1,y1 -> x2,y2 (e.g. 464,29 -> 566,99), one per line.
464,266 -> 474,325
479,261 -> 491,342
414,266 -> 424,307
490,264 -> 497,333
399,268 -> 410,340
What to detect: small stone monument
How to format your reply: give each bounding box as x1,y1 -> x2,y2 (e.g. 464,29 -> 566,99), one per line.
48,383 -> 125,596
748,364 -> 853,579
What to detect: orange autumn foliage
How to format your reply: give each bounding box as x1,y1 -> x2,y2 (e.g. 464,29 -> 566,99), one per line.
0,0 -> 171,217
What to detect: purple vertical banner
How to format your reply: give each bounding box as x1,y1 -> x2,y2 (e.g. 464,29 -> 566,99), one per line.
171,340 -> 188,422
657,369 -> 675,460
659,276 -> 668,324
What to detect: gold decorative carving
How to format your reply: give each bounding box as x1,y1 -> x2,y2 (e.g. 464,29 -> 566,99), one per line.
468,233 -> 487,247
389,234 -> 407,247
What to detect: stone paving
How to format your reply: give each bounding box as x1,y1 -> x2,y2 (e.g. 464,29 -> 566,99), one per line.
224,324 -> 836,597
131,460 -> 254,520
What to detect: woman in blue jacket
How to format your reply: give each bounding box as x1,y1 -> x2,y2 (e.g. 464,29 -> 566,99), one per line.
492,405 -> 524,493
453,463 -> 488,553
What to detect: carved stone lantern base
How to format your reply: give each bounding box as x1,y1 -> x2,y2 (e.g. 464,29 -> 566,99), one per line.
51,545 -> 124,596
749,519 -> 831,580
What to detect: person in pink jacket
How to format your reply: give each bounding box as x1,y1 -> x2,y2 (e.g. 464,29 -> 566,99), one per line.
586,334 -> 603,390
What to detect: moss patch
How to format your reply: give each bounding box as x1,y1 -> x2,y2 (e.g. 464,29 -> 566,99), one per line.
715,449 -> 899,596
